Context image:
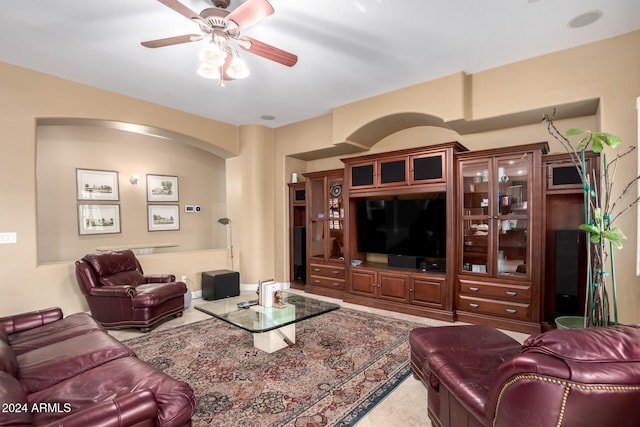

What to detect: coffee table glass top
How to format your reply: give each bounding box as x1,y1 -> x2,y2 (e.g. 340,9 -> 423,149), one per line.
195,291 -> 340,333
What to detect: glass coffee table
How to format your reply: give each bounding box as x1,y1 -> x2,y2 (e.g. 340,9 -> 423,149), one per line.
195,291 -> 340,353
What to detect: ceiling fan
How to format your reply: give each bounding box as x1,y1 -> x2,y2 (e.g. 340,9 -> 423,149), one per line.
141,0 -> 297,84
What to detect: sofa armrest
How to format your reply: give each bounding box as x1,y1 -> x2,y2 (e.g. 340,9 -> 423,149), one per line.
42,390 -> 158,427
0,307 -> 63,335
428,350 -> 489,423
89,286 -> 136,298
144,274 -> 176,283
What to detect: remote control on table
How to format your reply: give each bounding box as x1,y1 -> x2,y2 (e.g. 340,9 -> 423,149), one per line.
237,300 -> 259,309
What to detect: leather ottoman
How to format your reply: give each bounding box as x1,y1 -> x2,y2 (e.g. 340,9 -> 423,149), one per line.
409,325 -> 521,425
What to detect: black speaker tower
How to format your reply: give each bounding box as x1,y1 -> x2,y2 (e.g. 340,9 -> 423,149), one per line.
554,230 -> 581,316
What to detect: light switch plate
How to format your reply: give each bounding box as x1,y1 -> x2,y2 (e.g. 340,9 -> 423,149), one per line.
0,232 -> 17,244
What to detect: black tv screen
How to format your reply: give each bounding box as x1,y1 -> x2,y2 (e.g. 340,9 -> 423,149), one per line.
356,194 -> 446,259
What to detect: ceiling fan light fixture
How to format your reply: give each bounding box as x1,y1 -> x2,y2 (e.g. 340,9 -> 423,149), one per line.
196,62 -> 220,79
199,41 -> 227,66
226,56 -> 250,79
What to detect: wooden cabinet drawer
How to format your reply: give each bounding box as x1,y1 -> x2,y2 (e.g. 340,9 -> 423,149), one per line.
458,295 -> 531,321
459,279 -> 531,302
309,275 -> 345,291
309,264 -> 345,279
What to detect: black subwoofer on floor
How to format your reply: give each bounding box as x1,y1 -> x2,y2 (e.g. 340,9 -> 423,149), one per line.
555,229 -> 580,316
202,269 -> 240,300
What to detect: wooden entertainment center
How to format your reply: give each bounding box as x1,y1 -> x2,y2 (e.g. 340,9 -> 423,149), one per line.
291,141 -> 592,333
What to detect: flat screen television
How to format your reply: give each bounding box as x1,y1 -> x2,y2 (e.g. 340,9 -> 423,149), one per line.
356,193 -> 446,260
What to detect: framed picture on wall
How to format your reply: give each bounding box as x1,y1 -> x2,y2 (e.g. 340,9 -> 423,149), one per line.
76,169 -> 119,201
148,204 -> 180,231
78,204 -> 121,235
147,174 -> 179,202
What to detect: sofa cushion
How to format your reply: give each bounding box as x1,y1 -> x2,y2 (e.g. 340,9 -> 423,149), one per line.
523,325 -> 640,362
99,270 -> 146,287
83,250 -> 140,278
17,330 -> 136,394
0,371 -> 33,426
0,326 -> 7,343
28,357 -> 195,427
0,340 -> 18,377
410,325 -> 520,384
8,312 -> 103,355
132,282 -> 187,308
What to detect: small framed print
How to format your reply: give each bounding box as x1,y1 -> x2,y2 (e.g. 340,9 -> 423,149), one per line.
148,205 -> 180,232
77,169 -> 119,201
78,204 -> 121,235
147,174 -> 179,202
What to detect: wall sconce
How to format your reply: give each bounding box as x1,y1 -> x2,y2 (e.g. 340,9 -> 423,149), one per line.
130,174 -> 140,185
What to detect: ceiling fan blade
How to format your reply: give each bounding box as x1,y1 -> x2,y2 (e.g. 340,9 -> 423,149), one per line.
226,0 -> 274,32
141,34 -> 202,48
238,36 -> 298,67
157,0 -> 209,27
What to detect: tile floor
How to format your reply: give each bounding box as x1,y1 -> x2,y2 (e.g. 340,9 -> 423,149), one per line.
109,289 -> 528,427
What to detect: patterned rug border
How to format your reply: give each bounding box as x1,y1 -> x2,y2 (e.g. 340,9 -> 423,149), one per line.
334,361 -> 412,427
122,305 -> 427,426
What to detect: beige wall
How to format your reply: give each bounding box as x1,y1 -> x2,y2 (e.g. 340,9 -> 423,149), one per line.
0,62 -> 239,316
1,31 -> 639,325
36,125 -> 227,263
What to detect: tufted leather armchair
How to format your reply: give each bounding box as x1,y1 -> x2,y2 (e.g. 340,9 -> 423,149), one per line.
410,324 -> 640,427
75,249 -> 187,331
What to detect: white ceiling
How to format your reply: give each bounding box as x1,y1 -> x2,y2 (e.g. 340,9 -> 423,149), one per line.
0,0 -> 639,128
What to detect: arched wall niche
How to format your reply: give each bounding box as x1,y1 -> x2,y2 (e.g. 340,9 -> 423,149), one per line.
37,117 -> 237,159
345,98 -> 600,150
346,112 -> 450,148
36,117 -> 230,263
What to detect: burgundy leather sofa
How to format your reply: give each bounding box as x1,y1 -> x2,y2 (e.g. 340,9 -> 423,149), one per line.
0,307 -> 195,427
75,249 -> 187,331
410,324 -> 640,427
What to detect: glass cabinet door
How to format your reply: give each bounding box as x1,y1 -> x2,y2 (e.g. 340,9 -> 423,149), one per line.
328,177 -> 344,260
309,177 -> 327,260
309,178 -> 326,221
308,175 -> 344,262
460,156 -> 531,279
461,160 -> 492,273
496,156 -> 530,278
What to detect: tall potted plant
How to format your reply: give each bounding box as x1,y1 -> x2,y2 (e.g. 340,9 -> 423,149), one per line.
544,113 -> 637,327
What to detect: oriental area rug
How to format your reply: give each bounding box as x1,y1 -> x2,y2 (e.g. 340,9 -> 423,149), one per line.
124,307 -> 423,427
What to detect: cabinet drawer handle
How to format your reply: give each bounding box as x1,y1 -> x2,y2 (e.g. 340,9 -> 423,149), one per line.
469,303 -> 479,309
333,282 -> 341,287
505,291 -> 517,297
314,280 -> 321,284
332,270 -> 340,274
313,268 -> 321,272
505,308 -> 517,314
469,287 -> 479,292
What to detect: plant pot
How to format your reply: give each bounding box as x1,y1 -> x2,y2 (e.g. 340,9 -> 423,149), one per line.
555,316 -> 586,329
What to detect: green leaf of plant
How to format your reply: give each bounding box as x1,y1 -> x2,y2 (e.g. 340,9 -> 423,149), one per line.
603,228 -> 627,249
597,132 -> 622,148
594,207 -> 602,220
590,234 -> 601,244
591,138 -> 604,153
576,135 -> 591,151
579,224 -> 599,234
566,128 -> 588,136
